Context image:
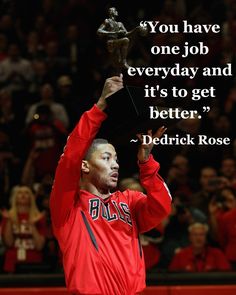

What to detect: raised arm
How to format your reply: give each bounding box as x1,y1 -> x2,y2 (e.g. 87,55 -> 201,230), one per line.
132,128 -> 172,233
50,76 -> 123,228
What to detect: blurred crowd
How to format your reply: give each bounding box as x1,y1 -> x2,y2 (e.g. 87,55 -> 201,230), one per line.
0,0 -> 236,275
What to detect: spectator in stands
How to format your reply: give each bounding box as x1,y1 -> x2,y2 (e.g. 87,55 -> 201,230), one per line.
33,15 -> 58,45
26,83 -> 69,129
0,130 -> 21,207
0,89 -> 17,137
0,14 -> 20,43
23,104 -> 67,182
43,40 -> 68,83
166,154 -> 195,200
60,24 -> 81,74
169,223 -> 231,272
25,31 -> 44,60
220,157 -> 236,189
217,187 -> 236,269
34,176 -> 59,271
190,167 -> 219,216
39,0 -> 59,25
0,43 -> 34,93
29,60 -> 51,98
159,194 -> 207,269
56,75 -> 78,129
2,186 -> 47,273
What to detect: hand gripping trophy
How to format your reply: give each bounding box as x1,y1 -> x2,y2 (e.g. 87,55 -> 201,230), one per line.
97,7 -> 147,72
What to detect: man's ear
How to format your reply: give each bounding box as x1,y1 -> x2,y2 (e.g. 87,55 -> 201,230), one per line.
81,160 -> 90,174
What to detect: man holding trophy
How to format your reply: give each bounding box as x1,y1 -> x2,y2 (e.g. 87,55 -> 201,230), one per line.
50,8 -> 171,295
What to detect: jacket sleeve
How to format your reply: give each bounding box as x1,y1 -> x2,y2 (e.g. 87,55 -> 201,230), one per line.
132,155 -> 172,233
50,104 -> 107,228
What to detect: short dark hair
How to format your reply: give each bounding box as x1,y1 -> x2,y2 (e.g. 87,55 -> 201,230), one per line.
84,138 -> 109,160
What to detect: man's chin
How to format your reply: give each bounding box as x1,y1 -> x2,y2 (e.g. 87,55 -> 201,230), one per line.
108,181 -> 118,190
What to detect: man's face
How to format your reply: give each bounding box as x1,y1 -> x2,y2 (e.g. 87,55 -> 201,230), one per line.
189,227 -> 207,250
172,155 -> 189,175
200,167 -> 217,191
86,144 -> 119,192
221,159 -> 236,178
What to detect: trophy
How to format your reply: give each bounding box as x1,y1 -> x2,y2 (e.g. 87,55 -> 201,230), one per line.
97,7 -> 181,144
97,7 -> 148,73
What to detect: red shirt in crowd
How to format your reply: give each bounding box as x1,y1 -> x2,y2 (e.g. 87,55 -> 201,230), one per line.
27,119 -> 67,179
218,207 -> 236,263
141,223 -> 164,270
50,105 -> 172,295
2,213 -> 47,272
169,246 -> 231,272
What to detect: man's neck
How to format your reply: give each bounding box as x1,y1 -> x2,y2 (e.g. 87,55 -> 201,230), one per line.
81,182 -> 111,200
